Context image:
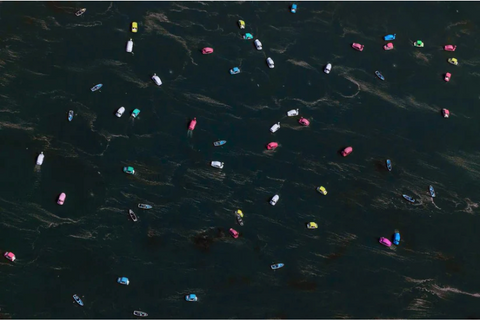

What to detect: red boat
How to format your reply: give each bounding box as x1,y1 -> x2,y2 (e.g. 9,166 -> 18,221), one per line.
298,117 -> 310,126
4,252 -> 15,262
188,117 -> 197,130
442,108 -> 450,118
383,43 -> 394,51
229,228 -> 239,239
341,146 -> 353,157
351,43 -> 364,51
267,142 -> 278,150
202,47 -> 213,55
444,72 -> 451,82
444,45 -> 456,52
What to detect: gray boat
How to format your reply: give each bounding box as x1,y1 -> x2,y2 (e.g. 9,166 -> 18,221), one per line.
138,204 -> 152,210
133,311 -> 148,317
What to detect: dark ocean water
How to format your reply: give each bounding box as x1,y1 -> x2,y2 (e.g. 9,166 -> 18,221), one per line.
1,1 -> 480,319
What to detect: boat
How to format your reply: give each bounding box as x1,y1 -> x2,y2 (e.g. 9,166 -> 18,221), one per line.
91,84 -> 103,92
185,294 -> 198,302
123,166 -> 135,175
138,204 -> 152,210
230,67 -> 241,75
444,72 -> 451,82
375,71 -> 385,81
131,109 -> 141,118
68,110 -> 74,122
429,185 -> 436,198
4,252 -> 15,262
316,186 -> 327,195
266,57 -> 274,69
57,193 -> 66,205
324,63 -> 332,74
126,39 -> 134,53
306,222 -> 318,229
402,194 -> 415,203
211,161 -> 224,169
202,47 -> 214,55
213,140 -> 226,147
290,3 -> 297,13
229,228 -> 239,239
116,107 -> 125,117
287,109 -> 299,116
269,194 -> 279,206
393,230 -> 401,245
444,45 -> 456,52
270,122 -> 280,133
267,142 -> 278,150
152,73 -> 162,86
129,209 -> 138,222
271,263 -> 284,270
73,294 -> 84,306
131,22 -> 138,33
413,40 -> 424,47
243,33 -> 253,40
235,209 -> 244,226
442,108 -> 450,118
379,237 -> 392,247
188,117 -> 197,130
341,146 -> 353,157
386,159 -> 392,171
351,43 -> 364,51
36,152 -> 44,165
254,39 -> 263,50
117,277 -> 130,285
383,34 -> 396,41
448,58 -> 458,66
298,117 -> 310,126
238,20 -> 245,29
75,8 -> 86,16
133,311 -> 148,317
383,42 -> 394,51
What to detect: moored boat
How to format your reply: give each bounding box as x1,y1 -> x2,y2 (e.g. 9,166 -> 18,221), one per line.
68,110 -> 74,122
316,186 -> 327,195
324,63 -> 332,74
211,161 -> 224,169
73,294 -> 84,306
448,58 -> 458,66
341,146 -> 353,157
287,109 -> 299,117
57,193 -> 66,205
267,142 -> 278,150
271,263 -> 284,270
152,73 -> 162,86
117,277 -> 130,285
126,38 -> 134,53
254,39 -> 263,50
413,40 -> 424,48
4,252 -> 15,262
290,3 -> 297,13
213,140 -> 226,147
230,67 -> 241,75
188,117 -> 197,130
270,122 -> 280,133
202,47 -> 214,55
306,222 -> 318,229
116,107 -> 125,117
229,228 -> 239,239
393,230 -> 401,245
383,42 -> 394,51
123,166 -> 135,175
379,237 -> 392,247
138,204 -> 152,209
351,43 -> 364,51
375,71 -> 385,81
444,44 -> 456,52
131,109 -> 141,118
442,108 -> 450,118
298,117 -> 310,126
129,209 -> 138,222
131,22 -> 138,33
386,159 -> 392,171
133,311 -> 148,317
266,57 -> 274,69
383,34 -> 396,41
235,209 -> 244,226
91,84 -> 103,92
444,72 -> 451,82
270,194 -> 279,206
238,20 -> 245,29
243,33 -> 253,40
185,294 -> 198,301
75,8 -> 86,16
429,185 -> 436,198
36,152 -> 44,165
402,194 -> 415,203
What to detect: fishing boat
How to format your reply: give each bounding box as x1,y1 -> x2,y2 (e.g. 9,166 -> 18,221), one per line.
270,122 -> 280,133
129,210 -> 138,222
152,73 -> 162,86
4,252 -> 15,262
213,140 -> 226,147
91,84 -> 103,92
73,294 -> 84,306
123,166 -> 135,175
235,209 -> 244,226
324,63 -> 332,74
117,277 -> 130,285
138,204 -> 152,209
68,110 -> 74,122
448,58 -> 458,66
185,294 -> 198,302
116,107 -> 125,117
442,108 -> 450,118
57,193 -> 66,205
444,45 -> 457,52
188,118 -> 197,130
383,34 -> 396,41
230,67 -> 241,75
131,109 -> 141,118
211,161 -> 224,169
298,117 -> 310,126
266,57 -> 274,69
341,146 -> 353,157
379,237 -> 392,247
270,194 -> 279,206
316,186 -> 327,195
402,194 -> 415,203
351,43 -> 364,51
444,72 -> 451,82
267,142 -> 278,150
413,40 -> 424,48
429,185 -> 436,198
131,22 -> 138,33
383,43 -> 394,51
243,33 -> 253,40
254,39 -> 263,50
202,47 -> 214,55
306,222 -> 318,229
386,159 -> 392,171
271,263 -> 284,270
290,3 -> 297,13
75,8 -> 86,16
229,228 -> 239,239
393,229 -> 401,245
36,152 -> 44,165
287,109 -> 299,116
133,311 -> 148,317
375,71 -> 385,81
238,20 -> 245,29
126,38 -> 134,53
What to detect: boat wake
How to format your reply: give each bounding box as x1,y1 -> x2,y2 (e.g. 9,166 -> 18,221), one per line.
187,129 -> 193,138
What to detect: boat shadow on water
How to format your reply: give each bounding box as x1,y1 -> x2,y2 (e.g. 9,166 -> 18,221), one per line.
192,227 -> 227,252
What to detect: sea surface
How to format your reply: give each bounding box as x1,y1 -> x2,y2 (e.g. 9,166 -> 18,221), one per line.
1,1 -> 480,319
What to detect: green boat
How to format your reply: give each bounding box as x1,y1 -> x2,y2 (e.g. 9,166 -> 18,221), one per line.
413,40 -> 424,48
131,109 -> 141,118
123,166 -> 135,175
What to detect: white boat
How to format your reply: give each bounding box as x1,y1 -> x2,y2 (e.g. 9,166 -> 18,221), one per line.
286,109 -> 299,117
36,152 -> 44,165
126,39 -> 133,53
270,122 -> 280,133
211,161 -> 224,169
324,63 -> 332,74
152,73 -> 162,86
254,39 -> 263,50
266,57 -> 274,69
116,107 -> 125,118
270,194 -> 279,206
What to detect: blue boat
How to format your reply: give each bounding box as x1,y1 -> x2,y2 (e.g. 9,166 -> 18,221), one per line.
402,194 -> 415,203
393,230 -> 401,245
68,110 -> 74,122
271,263 -> 284,270
386,159 -> 392,171
429,185 -> 436,198
213,140 -> 226,147
185,294 -> 198,302
230,67 -> 241,75
384,34 -> 396,41
117,277 -> 130,285
138,204 -> 152,209
291,3 -> 297,13
243,33 -> 253,40
91,84 -> 103,92
375,71 -> 385,81
73,294 -> 84,306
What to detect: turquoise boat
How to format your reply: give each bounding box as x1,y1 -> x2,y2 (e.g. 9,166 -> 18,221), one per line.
91,84 -> 102,92
123,166 -> 135,175
271,263 -> 284,270
243,33 -> 253,40
131,109 -> 140,118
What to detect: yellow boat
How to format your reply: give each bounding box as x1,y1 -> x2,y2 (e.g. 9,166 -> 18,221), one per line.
306,222 -> 318,229
235,209 -> 243,217
316,186 -> 327,195
448,58 -> 458,66
238,20 -> 245,29
131,22 -> 138,33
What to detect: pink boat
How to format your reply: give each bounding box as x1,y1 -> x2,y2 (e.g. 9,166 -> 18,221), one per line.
379,237 -> 392,247
229,228 -> 239,239
444,72 -> 451,82
298,117 -> 310,126
341,146 -> 353,157
188,117 -> 197,130
383,43 -> 394,51
202,47 -> 214,55
4,252 -> 15,262
351,43 -> 364,51
442,108 -> 450,118
267,142 -> 278,150
444,45 -> 457,52
57,192 -> 66,205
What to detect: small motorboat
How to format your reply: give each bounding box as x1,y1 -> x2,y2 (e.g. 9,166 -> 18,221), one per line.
36,152 -> 44,165
287,109 -> 299,117
129,209 -> 138,222
429,185 -> 436,198
254,39 -> 263,50
316,186 -> 327,195
116,107 -> 125,117
375,71 -> 385,81
235,210 -> 244,226
213,140 -> 226,147
123,166 -> 135,175
131,109 -> 141,118
73,294 -> 84,306
117,277 -> 130,285
133,311 -> 148,317
270,122 -> 280,133
185,294 -> 198,302
402,194 -> 415,203
238,20 -> 245,29
243,33 -> 253,40
392,230 -> 401,245
75,8 -> 86,16
188,117 -> 197,130
442,108 -> 450,118
413,40 -> 424,48
91,84 -> 103,92
57,193 -> 66,205
229,228 -> 239,239
444,72 -> 451,82
383,43 -> 394,51
266,57 -> 274,69
230,67 -> 241,75
152,73 -> 162,86
383,34 -> 396,41
211,161 -> 224,169
351,43 -> 364,51
269,194 -> 279,206
131,22 -> 138,33
4,252 -> 15,262
379,237 -> 392,247
448,58 -> 458,66
68,110 -> 74,122
291,3 -> 297,13
298,117 -> 310,126
138,204 -> 152,210
386,159 -> 392,171
341,146 -> 353,157
306,222 -> 318,229
324,63 -> 332,74
271,263 -> 284,270
202,47 -> 214,55
444,45 -> 456,52
126,38 -> 134,53
267,142 -> 278,150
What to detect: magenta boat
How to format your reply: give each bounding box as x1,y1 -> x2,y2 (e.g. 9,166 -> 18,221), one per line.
351,43 -> 364,51
444,45 -> 456,52
444,72 -> 451,82
298,117 -> 310,126
383,43 -> 394,51
229,228 -> 239,239
188,117 -> 197,130
57,193 -> 66,205
4,252 -> 15,262
341,146 -> 353,157
379,237 -> 392,247
442,108 -> 450,118
267,142 -> 278,150
202,47 -> 213,55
